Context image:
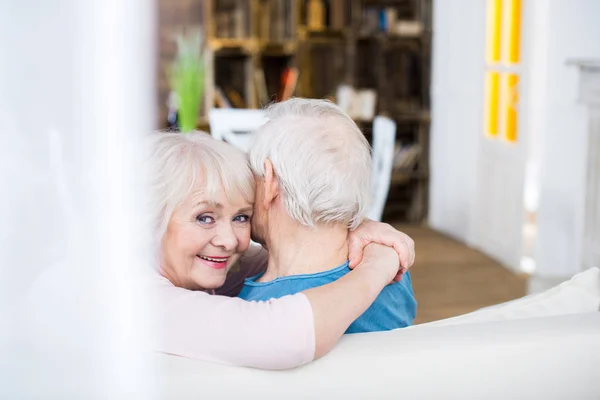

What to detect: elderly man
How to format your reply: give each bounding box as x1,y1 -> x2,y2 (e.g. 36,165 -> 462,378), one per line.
239,98 -> 416,333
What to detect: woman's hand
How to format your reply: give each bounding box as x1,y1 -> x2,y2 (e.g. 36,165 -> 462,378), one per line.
347,219 -> 415,282
353,242 -> 402,284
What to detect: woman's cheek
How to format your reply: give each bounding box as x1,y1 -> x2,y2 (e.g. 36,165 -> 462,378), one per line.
237,226 -> 252,251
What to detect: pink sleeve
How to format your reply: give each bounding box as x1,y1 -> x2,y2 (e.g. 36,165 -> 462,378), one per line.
154,277 -> 315,370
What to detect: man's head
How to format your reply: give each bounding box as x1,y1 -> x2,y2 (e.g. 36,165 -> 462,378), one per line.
249,98 -> 371,245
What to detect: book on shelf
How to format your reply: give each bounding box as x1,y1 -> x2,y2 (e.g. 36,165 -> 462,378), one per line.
279,67 -> 299,101
231,6 -> 246,38
214,2 -> 249,39
254,68 -> 269,106
260,0 -> 294,42
280,0 -> 293,40
396,20 -> 423,37
360,6 -> 423,37
393,144 -> 421,170
307,0 -> 325,31
384,8 -> 398,33
214,86 -> 232,108
336,85 -> 354,115
360,7 -> 381,35
225,88 -> 246,108
336,85 -> 377,122
329,0 -> 346,31
214,86 -> 246,109
258,0 -> 271,40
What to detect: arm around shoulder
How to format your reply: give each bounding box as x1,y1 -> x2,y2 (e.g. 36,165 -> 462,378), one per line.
155,243 -> 399,370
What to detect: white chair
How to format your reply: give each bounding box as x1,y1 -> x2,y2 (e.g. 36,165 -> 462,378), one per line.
368,116 -> 397,221
208,109 -> 268,153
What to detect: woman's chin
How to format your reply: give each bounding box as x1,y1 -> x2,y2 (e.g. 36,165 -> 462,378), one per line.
196,276 -> 226,291
203,283 -> 224,291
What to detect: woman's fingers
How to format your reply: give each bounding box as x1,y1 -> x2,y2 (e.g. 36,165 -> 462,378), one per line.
348,236 -> 368,268
347,220 -> 416,271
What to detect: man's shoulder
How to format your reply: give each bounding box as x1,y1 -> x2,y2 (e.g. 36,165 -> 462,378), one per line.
239,263 -> 351,301
380,272 -> 416,299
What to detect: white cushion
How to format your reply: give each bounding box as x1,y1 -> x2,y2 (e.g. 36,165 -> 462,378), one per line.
415,267 -> 600,328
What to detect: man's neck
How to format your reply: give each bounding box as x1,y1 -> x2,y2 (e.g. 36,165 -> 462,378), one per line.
259,219 -> 349,282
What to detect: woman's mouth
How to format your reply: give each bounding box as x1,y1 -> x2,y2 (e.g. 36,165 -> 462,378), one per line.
197,254 -> 230,269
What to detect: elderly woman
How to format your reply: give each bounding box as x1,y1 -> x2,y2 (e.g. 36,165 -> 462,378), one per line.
148,131 -> 415,369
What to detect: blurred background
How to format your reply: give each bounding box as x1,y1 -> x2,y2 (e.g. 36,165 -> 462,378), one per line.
155,0 -> 600,323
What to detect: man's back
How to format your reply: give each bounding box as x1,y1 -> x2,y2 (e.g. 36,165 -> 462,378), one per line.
238,261 -> 417,334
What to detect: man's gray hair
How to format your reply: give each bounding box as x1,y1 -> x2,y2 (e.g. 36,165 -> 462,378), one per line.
249,98 -> 371,230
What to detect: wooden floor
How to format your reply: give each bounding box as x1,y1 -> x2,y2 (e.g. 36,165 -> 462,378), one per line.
394,224 -> 528,324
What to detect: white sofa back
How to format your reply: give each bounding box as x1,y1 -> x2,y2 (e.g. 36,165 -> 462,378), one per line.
159,312 -> 600,398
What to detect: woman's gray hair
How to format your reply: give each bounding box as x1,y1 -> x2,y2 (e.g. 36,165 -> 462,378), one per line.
144,131 -> 254,247
249,98 -> 371,230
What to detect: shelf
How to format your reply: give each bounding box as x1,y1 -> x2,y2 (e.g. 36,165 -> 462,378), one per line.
358,31 -> 425,40
362,0 -> 418,5
354,110 -> 431,125
260,40 -> 297,56
208,38 -> 260,54
391,169 -> 429,185
299,27 -> 348,36
303,36 -> 347,44
396,110 -> 431,122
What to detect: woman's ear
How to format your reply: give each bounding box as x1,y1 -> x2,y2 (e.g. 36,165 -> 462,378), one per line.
263,159 -> 279,207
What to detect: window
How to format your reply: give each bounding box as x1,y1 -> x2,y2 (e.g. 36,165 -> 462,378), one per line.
484,0 -> 522,142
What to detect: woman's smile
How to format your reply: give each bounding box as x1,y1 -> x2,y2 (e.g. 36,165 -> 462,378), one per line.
197,254 -> 230,269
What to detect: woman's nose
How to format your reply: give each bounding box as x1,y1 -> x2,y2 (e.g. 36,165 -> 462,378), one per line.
211,222 -> 238,251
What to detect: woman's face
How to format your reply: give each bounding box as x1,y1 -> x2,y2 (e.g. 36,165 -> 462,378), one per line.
161,182 -> 253,291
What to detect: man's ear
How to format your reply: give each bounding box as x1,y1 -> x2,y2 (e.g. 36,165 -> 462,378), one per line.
263,159 -> 279,208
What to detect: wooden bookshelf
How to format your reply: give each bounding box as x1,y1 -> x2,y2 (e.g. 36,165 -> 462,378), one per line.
157,0 -> 432,223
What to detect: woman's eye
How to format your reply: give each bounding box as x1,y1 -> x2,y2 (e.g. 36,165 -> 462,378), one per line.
233,214 -> 250,223
196,215 -> 215,225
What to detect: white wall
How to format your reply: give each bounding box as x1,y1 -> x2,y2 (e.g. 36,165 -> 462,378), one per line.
528,0 -> 600,280
430,0 -> 600,283
428,0 -> 485,243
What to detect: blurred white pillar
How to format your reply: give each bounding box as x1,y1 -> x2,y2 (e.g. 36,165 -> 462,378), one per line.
0,0 -> 157,398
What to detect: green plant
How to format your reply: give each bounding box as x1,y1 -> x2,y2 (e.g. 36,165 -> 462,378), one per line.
166,28 -> 205,133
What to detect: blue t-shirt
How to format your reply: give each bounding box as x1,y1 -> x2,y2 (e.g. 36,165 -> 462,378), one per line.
238,261 -> 417,334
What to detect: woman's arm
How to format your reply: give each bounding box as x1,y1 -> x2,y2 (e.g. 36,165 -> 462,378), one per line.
303,243 -> 399,359
155,244 -> 399,369
218,221 -> 415,298
155,244 -> 400,370
154,278 -> 315,370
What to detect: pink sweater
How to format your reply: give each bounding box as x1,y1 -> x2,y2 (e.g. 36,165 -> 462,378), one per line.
153,275 -> 315,370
